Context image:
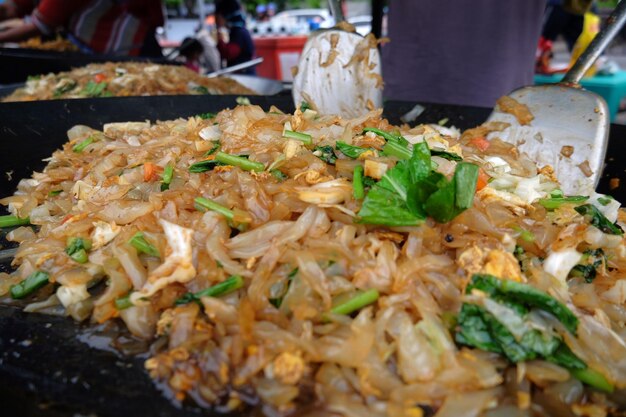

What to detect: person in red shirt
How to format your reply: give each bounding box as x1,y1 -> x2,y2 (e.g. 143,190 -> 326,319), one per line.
0,0 -> 164,56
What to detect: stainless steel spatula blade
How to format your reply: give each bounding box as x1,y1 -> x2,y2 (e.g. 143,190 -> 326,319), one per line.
488,1 -> 626,195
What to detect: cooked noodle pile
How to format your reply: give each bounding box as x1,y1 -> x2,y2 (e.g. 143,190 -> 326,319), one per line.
2,62 -> 255,102
2,105 -> 626,416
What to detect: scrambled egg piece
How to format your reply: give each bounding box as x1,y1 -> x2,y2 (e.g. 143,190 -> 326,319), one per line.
91,221 -> 121,249
265,351 -> 305,385
457,246 -> 525,282
477,187 -> 532,216
130,219 -> 196,304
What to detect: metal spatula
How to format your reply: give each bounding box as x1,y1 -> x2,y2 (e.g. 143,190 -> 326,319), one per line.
292,0 -> 383,118
487,1 -> 626,195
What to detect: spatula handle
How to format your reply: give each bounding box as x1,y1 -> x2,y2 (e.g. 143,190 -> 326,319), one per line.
328,0 -> 346,24
563,1 -> 626,84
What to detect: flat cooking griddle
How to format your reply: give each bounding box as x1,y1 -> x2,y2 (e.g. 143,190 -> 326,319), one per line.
1,96 -> 625,417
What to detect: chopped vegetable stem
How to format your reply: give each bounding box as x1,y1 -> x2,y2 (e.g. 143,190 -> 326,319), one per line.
283,130 -> 312,145
353,165 -> 365,199
115,294 -> 133,310
570,368 -> 614,393
215,152 -> 265,172
10,271 -> 50,299
175,275 -> 244,305
73,136 -> 94,153
0,215 -> 30,228
329,289 -> 379,316
129,232 -> 160,257
194,197 -> 234,220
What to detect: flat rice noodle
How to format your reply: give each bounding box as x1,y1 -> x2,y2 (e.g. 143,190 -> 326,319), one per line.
119,304 -> 157,339
433,388 -> 502,417
203,213 -> 250,277
113,243 -> 147,289
296,251 -> 332,309
98,200 -> 154,224
315,308 -> 375,368
168,303 -> 199,348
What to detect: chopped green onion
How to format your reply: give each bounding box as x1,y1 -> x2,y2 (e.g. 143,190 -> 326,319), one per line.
382,140 -> 412,160
197,112 -> 216,119
215,152 -> 265,172
73,136 -> 94,153
283,130 -> 312,145
325,289 -> 379,319
597,196 -> 613,206
236,96 -> 251,105
194,197 -> 234,220
161,164 -> 174,191
48,190 -> 62,196
538,195 -> 588,210
65,237 -> 92,263
115,293 -> 133,310
431,149 -> 463,161
575,204 -> 624,236
438,117 -> 449,126
10,271 -> 50,299
129,232 -> 160,257
353,165 -> 365,199
175,275 -> 244,305
270,169 -> 288,181
512,226 -> 535,243
570,367 -> 614,393
300,101 -> 311,112
0,215 -> 30,228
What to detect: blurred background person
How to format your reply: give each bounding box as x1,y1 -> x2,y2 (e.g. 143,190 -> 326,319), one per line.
383,0 -> 547,108
178,36 -> 203,72
215,0 -> 255,74
0,0 -> 163,56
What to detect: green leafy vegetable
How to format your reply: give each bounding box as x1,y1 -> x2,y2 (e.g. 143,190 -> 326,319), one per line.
382,140 -> 412,160
193,86 -> 209,94
538,195 -> 588,210
362,127 -> 409,146
336,141 -> 372,159
204,141 -> 220,156
569,248 -> 605,283
175,275 -> 244,305
81,81 -> 108,97
48,190 -> 63,196
10,271 -> 50,299
455,274 -> 612,392
197,112 -> 216,119
357,142 -> 479,226
300,101 -> 312,112
431,149 -> 462,161
313,145 -> 337,164
189,159 -> 224,173
575,204 -> 624,236
362,176 -> 377,188
0,215 -> 30,228
129,232 -> 160,257
597,196 -> 614,206
53,79 -> 77,97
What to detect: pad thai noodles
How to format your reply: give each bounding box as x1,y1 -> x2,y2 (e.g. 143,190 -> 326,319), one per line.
1,62 -> 255,102
2,103 -> 626,416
